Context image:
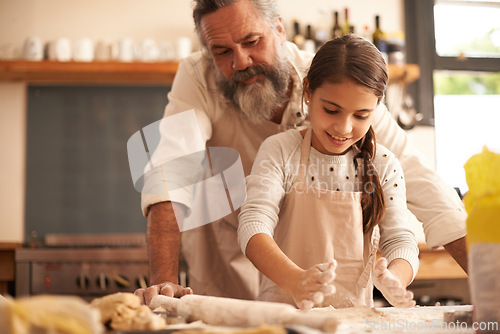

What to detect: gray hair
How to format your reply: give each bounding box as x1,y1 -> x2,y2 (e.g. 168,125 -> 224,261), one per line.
192,0 -> 282,48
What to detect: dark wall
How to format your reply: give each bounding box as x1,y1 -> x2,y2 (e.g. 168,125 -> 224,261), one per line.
25,85 -> 169,243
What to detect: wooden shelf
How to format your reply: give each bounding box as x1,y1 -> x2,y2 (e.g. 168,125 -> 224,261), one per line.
387,63 -> 420,85
0,60 -> 178,85
0,60 -> 418,85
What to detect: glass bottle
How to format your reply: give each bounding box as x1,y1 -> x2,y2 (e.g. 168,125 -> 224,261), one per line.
341,8 -> 350,36
332,11 -> 342,39
372,15 -> 388,61
293,20 -> 305,49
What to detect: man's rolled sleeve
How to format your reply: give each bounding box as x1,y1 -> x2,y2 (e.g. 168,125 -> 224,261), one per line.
422,210 -> 467,249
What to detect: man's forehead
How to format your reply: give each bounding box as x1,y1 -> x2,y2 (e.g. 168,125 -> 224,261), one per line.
200,1 -> 268,47
203,26 -> 264,49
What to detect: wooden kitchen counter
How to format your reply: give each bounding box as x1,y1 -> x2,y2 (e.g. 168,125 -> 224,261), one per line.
416,243 -> 467,280
378,243 -> 467,280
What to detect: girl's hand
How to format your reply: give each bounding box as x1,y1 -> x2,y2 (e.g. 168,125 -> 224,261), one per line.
291,260 -> 337,310
373,257 -> 416,308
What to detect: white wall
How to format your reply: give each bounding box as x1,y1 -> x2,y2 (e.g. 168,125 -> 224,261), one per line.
0,83 -> 26,242
0,0 -> 408,243
0,0 -> 196,52
0,0 -> 404,58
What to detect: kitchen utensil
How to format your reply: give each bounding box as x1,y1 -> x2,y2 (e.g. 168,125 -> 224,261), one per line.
135,38 -> 160,62
23,36 -> 43,61
111,38 -> 134,62
158,41 -> 176,61
95,40 -> 112,61
47,38 -> 72,62
150,294 -> 338,331
73,38 -> 94,62
397,90 -> 422,130
0,43 -> 18,60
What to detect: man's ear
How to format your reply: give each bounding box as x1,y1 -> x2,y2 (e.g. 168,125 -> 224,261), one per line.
276,18 -> 286,43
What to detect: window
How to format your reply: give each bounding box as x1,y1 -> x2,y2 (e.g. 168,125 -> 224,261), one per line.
434,1 -> 500,58
405,0 -> 500,195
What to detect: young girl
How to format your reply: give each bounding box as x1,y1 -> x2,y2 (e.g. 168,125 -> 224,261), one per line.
238,35 -> 419,309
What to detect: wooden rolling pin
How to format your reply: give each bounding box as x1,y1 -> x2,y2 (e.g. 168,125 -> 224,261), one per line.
150,294 -> 338,332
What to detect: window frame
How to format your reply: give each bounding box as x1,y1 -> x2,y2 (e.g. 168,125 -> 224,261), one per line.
404,0 -> 500,125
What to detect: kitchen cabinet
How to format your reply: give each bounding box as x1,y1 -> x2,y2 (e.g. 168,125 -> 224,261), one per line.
0,60 -> 418,85
0,243 -> 22,295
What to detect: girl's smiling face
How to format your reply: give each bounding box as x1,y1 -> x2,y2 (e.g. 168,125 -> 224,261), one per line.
305,78 -> 379,155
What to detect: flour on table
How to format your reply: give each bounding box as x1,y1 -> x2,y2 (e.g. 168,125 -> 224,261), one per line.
306,305 -> 388,323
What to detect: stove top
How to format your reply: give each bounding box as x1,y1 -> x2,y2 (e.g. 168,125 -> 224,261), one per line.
16,237 -> 150,300
43,233 -> 147,248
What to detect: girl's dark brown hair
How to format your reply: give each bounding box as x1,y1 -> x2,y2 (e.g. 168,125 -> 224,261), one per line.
303,34 -> 388,232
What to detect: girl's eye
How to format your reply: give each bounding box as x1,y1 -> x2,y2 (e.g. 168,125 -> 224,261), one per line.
355,114 -> 369,120
323,107 -> 339,115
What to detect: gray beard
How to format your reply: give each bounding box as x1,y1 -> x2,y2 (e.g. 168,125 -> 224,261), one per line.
214,50 -> 291,123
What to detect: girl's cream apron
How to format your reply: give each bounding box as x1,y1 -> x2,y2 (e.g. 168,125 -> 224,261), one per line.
258,128 -> 380,308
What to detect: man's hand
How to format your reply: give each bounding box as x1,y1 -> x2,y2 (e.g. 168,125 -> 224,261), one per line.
139,201 -> 187,305
134,282 -> 193,305
373,258 -> 415,308
292,260 -> 337,310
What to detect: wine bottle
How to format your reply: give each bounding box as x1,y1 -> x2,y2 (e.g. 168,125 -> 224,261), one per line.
293,20 -> 305,49
332,11 -> 342,39
341,8 -> 350,36
372,15 -> 387,52
303,25 -> 316,53
372,15 -> 388,62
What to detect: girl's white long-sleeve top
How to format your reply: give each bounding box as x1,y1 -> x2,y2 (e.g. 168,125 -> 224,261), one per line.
238,129 -> 420,279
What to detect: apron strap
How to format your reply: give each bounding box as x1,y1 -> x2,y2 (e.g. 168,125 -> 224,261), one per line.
296,128 -> 312,183
357,226 -> 381,288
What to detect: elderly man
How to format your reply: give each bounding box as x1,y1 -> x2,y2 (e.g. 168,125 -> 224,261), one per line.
134,0 -> 467,305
